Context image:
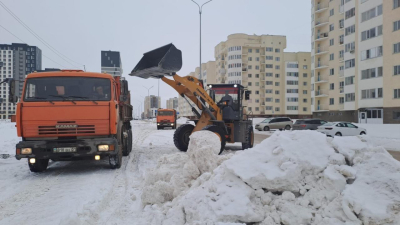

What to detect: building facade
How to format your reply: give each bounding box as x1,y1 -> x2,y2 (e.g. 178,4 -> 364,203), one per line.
144,95 -> 161,118
214,34 -> 312,118
0,43 -> 42,119
101,51 -> 123,76
166,97 -> 178,110
311,0 -> 400,124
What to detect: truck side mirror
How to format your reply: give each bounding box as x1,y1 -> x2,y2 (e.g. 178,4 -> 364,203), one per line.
8,79 -> 19,103
245,91 -> 251,100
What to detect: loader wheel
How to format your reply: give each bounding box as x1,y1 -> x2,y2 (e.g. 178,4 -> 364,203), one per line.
28,158 -> 49,173
202,125 -> 226,155
242,126 -> 254,150
173,124 -> 195,152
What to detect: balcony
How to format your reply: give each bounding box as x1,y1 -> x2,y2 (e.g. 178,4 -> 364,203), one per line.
315,75 -> 328,83
315,104 -> 329,111
315,90 -> 328,97
242,68 -> 247,72
315,3 -> 329,13
315,33 -> 329,41
315,63 -> 329,70
315,19 -> 329,28
339,87 -> 344,94
315,47 -> 329,55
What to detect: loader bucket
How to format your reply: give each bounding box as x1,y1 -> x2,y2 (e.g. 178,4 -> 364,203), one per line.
129,43 -> 182,79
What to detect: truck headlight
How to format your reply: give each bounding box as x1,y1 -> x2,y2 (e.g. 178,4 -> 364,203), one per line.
157,123 -> 160,125
98,145 -> 109,151
171,123 -> 174,126
21,148 -> 32,154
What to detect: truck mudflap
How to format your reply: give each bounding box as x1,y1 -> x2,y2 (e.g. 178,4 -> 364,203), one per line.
15,137 -> 119,160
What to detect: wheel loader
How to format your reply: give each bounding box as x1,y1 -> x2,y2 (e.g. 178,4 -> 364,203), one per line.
129,44 -> 254,154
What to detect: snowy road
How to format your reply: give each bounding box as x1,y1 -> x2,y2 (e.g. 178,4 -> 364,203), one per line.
0,120 -> 178,225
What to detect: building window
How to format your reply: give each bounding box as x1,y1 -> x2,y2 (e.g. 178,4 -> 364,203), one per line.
275,90 -> 280,94
266,47 -> 273,52
248,49 -> 252,53
330,83 -> 335,90
255,66 -> 260,70
361,46 -> 383,60
394,89 -> 400,99
266,73 -> 273,77
248,57 -> 252,61
256,49 -> 260,53
345,76 -> 355,85
330,24 -> 334,31
339,97 -> 344,104
303,65 -> 308,69
287,106 -> 298,110
275,57 -> 280,61
248,65 -> 252,69
345,8 -> 355,19
287,72 -> 298,77
287,89 -> 298,93
275,82 -> 280,86
361,25 -> 383,41
303,73 -> 308,77
275,74 -> 280,78
248,107 -> 252,111
303,82 -> 307,86
248,82 -> 252,86
255,74 -> 259,78
255,99 -> 259,103
394,20 -> 400,32
393,111 -> 400,120
394,0 -> 400,9
255,107 -> 259,111
275,99 -> 280,103
330,53 -> 334,61
275,107 -> 280,112
361,88 -> 383,99
266,81 -> 273,85
330,98 -> 334,105
303,90 -> 308,94
345,42 -> 355,52
256,57 -> 260,61
266,56 -> 273,60
361,4 -> 383,22
330,8 -> 334,16
287,97 -> 298,102
255,82 -> 260,86
287,80 -> 298,85
266,106 -> 273,110
394,42 -> 400,54
345,93 -> 355,102
275,49 -> 280,53
248,74 -> 252,78
266,64 -> 273,68
303,107 -> 307,112
330,39 -> 334,46
345,59 -> 356,69
275,65 -> 280,70
345,25 -> 356,36
266,98 -> 273,102
266,89 -> 273,94
361,67 -> 383,79
330,68 -> 335,75
395,65 -> 400,75
303,98 -> 308,103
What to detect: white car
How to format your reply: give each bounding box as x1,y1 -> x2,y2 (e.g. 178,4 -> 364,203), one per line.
317,122 -> 367,137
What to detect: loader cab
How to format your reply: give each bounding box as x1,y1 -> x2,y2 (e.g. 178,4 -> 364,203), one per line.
208,84 -> 244,121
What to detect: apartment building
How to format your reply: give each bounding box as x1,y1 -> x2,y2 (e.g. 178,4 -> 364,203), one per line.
214,34 -> 312,118
311,0 -> 400,124
178,61 -> 216,118
166,97 -> 178,110
0,43 -> 42,119
101,51 -> 123,76
144,95 -> 161,118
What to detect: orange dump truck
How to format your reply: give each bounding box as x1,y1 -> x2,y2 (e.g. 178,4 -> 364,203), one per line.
156,109 -> 177,130
5,70 -> 133,172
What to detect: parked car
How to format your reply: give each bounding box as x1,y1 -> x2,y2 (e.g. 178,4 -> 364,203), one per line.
255,117 -> 293,131
316,122 -> 367,137
292,119 -> 327,130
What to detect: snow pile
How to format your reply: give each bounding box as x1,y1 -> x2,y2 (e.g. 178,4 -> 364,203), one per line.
140,131 -> 400,224
176,117 -> 189,124
141,131 -> 231,206
0,120 -> 20,156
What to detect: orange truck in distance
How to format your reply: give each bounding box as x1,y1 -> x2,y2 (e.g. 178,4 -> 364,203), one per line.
4,70 -> 133,172
156,109 -> 177,130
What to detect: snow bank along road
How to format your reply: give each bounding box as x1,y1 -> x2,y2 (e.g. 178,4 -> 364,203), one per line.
1,119 -> 400,224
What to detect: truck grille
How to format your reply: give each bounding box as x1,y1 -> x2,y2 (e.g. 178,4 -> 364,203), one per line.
38,125 -> 95,135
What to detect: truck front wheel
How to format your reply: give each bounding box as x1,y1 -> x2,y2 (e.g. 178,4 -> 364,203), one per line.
28,159 -> 49,173
109,149 -> 122,169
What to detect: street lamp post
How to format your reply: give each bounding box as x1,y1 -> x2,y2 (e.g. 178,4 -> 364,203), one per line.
190,0 -> 213,79
142,86 -> 154,118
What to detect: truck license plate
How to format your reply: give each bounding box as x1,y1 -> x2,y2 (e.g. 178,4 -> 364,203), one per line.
53,147 -> 77,153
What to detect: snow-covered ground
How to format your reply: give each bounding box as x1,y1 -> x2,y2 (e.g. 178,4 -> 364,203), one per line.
1,119 -> 400,224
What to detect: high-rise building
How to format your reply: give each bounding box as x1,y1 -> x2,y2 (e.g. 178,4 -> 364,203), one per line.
214,34 -> 312,118
311,0 -> 400,124
166,97 -> 178,110
101,51 -> 123,76
144,95 -> 161,118
0,43 -> 42,119
178,61 -> 216,118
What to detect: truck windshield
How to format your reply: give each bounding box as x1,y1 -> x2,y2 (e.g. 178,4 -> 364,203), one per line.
158,111 -> 174,116
24,77 -> 111,102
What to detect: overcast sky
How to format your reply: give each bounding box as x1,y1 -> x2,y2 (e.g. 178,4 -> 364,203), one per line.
0,0 -> 311,113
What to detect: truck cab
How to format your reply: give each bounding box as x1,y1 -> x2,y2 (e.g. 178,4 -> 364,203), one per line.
11,70 -> 133,172
156,109 -> 176,130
